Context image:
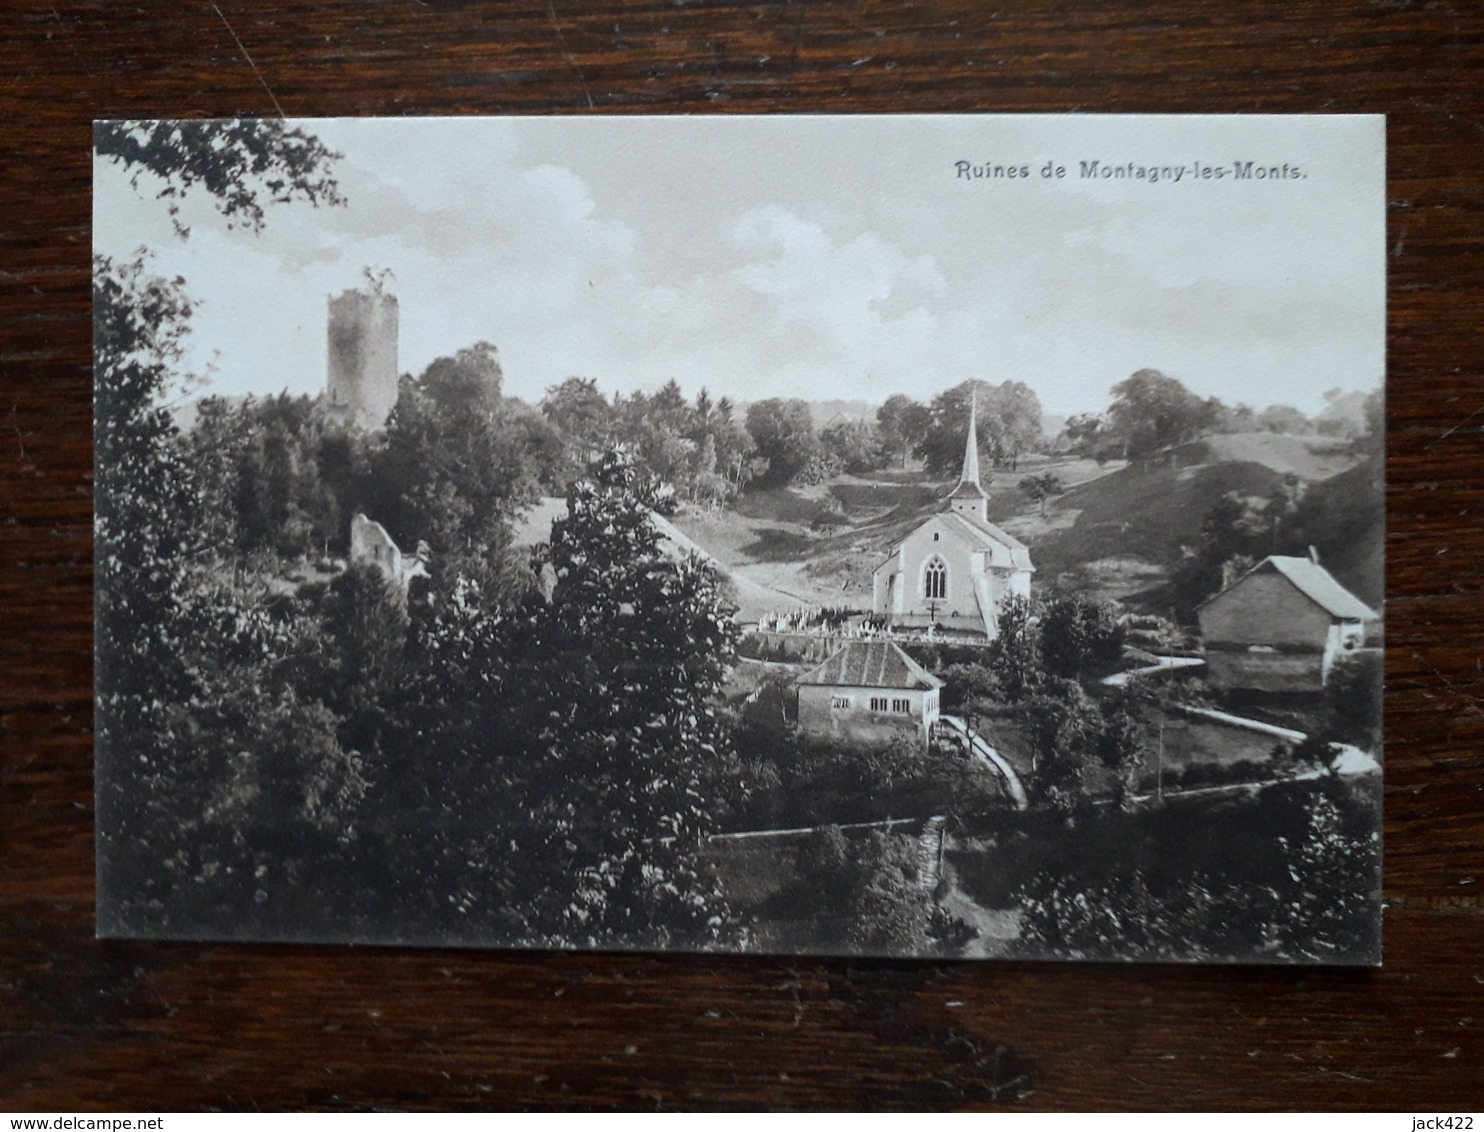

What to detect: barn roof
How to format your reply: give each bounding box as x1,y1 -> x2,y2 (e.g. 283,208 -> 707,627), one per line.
796,640 -> 944,691
1206,555 -> 1379,621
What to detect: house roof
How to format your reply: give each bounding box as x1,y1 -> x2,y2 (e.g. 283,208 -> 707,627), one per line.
1205,555 -> 1379,621
796,640 -> 945,690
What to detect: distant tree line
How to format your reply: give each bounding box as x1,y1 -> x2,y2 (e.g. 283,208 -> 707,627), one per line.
1062,368 -> 1382,465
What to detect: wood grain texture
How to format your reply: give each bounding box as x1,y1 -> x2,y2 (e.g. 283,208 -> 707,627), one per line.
3,0 -> 1482,1111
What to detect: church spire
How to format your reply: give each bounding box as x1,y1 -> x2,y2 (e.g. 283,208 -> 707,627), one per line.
946,387 -> 990,522
961,390 -> 982,489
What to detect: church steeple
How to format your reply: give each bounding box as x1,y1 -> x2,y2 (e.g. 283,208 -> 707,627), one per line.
961,392 -> 982,489
946,389 -> 990,524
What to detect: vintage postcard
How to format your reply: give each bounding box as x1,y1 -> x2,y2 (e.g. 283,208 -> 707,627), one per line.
93,114 -> 1384,962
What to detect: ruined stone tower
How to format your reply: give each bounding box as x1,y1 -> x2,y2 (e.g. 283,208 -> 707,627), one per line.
324,284 -> 399,431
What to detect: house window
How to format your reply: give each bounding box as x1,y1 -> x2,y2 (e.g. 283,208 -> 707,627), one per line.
892,698 -> 910,713
933,532 -> 940,541
869,696 -> 888,712
830,695 -> 850,709
924,556 -> 947,600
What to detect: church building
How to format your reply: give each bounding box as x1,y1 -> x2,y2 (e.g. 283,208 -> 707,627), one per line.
871,398 -> 1033,640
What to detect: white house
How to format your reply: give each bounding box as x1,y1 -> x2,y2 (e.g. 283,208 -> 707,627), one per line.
871,398 -> 1033,639
795,640 -> 943,749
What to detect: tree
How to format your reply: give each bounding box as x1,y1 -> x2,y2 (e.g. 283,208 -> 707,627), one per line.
916,380 -> 1043,476
366,347 -> 540,574
1257,404 -> 1312,435
94,259 -> 206,907
1215,402 -> 1258,434
419,341 -> 504,410
513,448 -> 746,947
876,394 -> 933,468
1015,780 -> 1381,961
980,380 -> 1044,469
1022,677 -> 1101,810
95,121 -> 353,930
1038,594 -> 1125,681
778,826 -> 932,953
541,376 -> 615,467
1170,490 -> 1273,619
95,119 -> 344,236
821,419 -> 889,475
1017,471 -> 1065,518
1062,412 -> 1104,456
1106,369 -> 1220,462
987,595 -> 1041,703
1321,650 -> 1383,751
746,398 -> 821,489
319,563 -> 410,752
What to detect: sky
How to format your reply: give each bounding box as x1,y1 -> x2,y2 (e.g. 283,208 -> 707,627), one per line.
93,114 -> 1385,419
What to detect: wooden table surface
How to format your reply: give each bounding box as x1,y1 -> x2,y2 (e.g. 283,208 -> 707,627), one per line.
3,0 -> 1483,1112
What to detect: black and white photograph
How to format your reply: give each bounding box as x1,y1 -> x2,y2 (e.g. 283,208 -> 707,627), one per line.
93,113 -> 1385,963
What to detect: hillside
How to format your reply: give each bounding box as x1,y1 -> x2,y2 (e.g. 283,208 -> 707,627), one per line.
1031,435 -> 1379,609
1185,432 -> 1359,481
667,432 -> 1382,620
512,497 -> 802,622
1033,459 -> 1290,573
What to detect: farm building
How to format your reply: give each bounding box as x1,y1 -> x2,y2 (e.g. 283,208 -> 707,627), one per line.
1197,553 -> 1379,692
796,640 -> 943,749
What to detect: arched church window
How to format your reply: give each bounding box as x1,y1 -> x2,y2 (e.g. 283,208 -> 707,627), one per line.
924,556 -> 947,600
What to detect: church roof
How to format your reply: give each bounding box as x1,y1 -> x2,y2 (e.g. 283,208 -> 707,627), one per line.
938,512 -> 1035,570
1202,555 -> 1378,621
797,640 -> 944,691
874,510 -> 1035,574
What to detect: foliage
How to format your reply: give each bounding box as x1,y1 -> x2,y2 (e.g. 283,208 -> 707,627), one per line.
207,394 -> 353,557
746,398 -> 823,489
1106,368 -> 1220,462
508,448 -> 747,947
1257,404 -> 1312,435
1324,650 -> 1383,750
95,119 -> 344,236
365,346 -> 540,577
986,595 -> 1041,703
876,394 -> 933,468
541,376 -> 615,467
1021,677 -> 1102,810
1013,778 -> 1381,962
1038,593 -> 1125,681
821,419 -> 890,475
1170,478 -> 1307,619
1062,412 -> 1105,455
768,826 -> 932,953
731,724 -> 1005,831
94,256 -> 206,920
935,661 -> 1003,716
1017,471 -> 1064,517
916,380 -> 1043,476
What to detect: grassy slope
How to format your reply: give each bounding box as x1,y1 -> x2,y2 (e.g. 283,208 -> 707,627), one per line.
669,433 -> 1381,616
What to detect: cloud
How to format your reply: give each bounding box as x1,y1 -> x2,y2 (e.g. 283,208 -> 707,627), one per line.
92,116 -> 1385,417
